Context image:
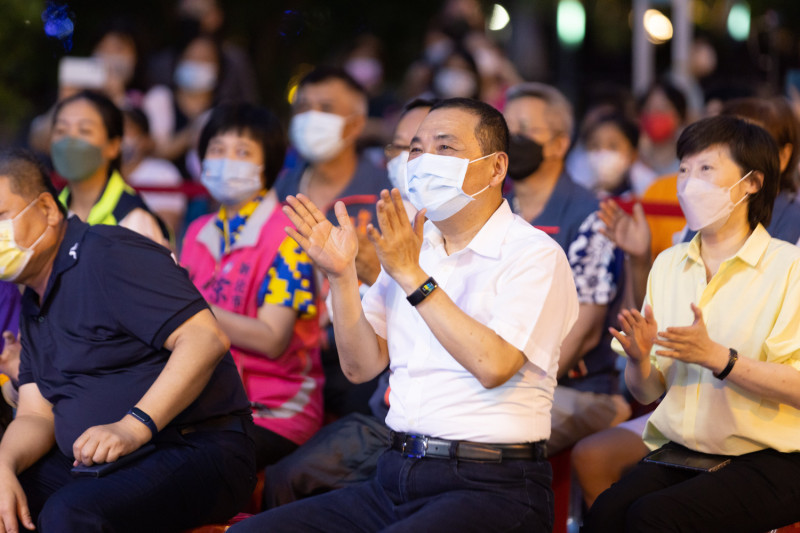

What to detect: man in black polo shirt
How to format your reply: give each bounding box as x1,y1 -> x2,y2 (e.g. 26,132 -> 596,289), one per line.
0,148 -> 256,532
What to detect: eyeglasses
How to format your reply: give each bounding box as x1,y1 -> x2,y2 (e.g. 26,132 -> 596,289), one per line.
384,143 -> 410,160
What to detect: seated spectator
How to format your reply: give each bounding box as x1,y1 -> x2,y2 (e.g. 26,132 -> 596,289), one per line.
274,66 -> 392,417
575,96 -> 800,509
180,103 -> 322,470
121,108 -> 187,237
0,148 -> 256,532
143,34 -> 224,178
230,97 -> 579,533
583,112 -> 640,199
0,282 -> 21,419
503,82 -> 629,455
50,90 -> 170,246
260,98 -> 434,510
583,116 -> 800,532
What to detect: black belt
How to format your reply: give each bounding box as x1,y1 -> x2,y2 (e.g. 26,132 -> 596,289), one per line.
390,432 -> 547,463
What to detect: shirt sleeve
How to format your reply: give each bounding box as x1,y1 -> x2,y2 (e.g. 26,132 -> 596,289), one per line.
488,242 -> 580,373
258,236 -> 317,318
97,231 -> 209,348
763,258 -> 800,371
567,211 -> 619,305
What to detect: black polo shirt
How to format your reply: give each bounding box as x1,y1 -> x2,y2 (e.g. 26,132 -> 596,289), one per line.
19,217 -> 249,456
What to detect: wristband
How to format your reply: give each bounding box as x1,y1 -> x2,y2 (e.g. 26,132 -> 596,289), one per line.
406,277 -> 438,306
713,348 -> 738,380
127,407 -> 158,437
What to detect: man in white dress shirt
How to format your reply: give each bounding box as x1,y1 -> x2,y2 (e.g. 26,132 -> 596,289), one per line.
229,98 -> 579,533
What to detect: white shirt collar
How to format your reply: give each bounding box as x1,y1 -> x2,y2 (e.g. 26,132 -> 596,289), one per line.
422,200 -> 514,260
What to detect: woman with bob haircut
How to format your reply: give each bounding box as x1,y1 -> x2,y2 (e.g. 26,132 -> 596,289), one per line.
584,115 -> 800,532
180,103 -> 323,469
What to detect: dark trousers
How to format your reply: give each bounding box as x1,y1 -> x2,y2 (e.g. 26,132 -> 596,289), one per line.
262,412 -> 391,509
231,448 -> 554,533
20,430 -> 256,533
583,445 -> 800,533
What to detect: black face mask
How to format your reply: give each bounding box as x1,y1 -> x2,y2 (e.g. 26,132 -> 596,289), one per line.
506,134 -> 544,181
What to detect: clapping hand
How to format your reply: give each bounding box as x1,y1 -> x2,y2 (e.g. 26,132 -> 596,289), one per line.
366,189 -> 428,292
654,303 -> 728,370
284,194 -> 358,279
609,305 -> 658,364
597,199 -> 651,260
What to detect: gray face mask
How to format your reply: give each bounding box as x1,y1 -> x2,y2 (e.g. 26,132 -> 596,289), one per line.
50,137 -> 105,182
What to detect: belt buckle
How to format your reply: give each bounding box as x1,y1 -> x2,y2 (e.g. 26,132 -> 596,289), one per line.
401,435 -> 428,458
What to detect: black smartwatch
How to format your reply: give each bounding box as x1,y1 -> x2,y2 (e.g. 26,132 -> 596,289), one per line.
713,348 -> 738,380
127,407 -> 158,438
406,277 -> 438,306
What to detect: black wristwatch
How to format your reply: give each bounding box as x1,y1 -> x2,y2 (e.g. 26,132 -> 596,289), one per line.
713,348 -> 738,380
406,277 -> 438,306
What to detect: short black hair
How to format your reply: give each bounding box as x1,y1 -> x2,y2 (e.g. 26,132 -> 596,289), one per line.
123,107 -> 150,136
198,103 -> 287,190
677,115 -> 779,230
583,112 -> 640,149
429,98 -> 509,155
52,90 -> 124,175
0,148 -> 67,217
639,80 -> 688,122
721,97 -> 800,194
401,97 -> 439,116
298,66 -> 366,103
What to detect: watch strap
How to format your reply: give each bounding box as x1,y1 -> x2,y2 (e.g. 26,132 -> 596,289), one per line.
713,348 -> 738,380
406,277 -> 438,306
127,407 -> 158,437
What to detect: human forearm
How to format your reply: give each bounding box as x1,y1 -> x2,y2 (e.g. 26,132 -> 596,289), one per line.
136,310 -> 229,430
628,253 -> 652,310
210,305 -> 290,360
329,265 -> 387,384
0,416 -> 55,475
624,359 -> 664,405
557,304 -> 606,379
402,273 -> 525,389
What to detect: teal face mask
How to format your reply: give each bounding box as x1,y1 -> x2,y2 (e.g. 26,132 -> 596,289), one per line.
50,137 -> 105,182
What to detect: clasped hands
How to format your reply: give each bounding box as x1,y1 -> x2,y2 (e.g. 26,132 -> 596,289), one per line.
284,189 -> 429,292
610,303 -> 729,372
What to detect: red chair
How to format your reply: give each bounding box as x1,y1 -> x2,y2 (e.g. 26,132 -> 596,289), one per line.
550,448 -> 580,533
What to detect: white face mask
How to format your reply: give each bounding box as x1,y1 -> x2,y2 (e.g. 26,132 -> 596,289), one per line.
677,171 -> 752,231
432,68 -> 477,99
587,149 -> 630,190
289,110 -> 348,164
405,152 -> 495,221
386,151 -> 409,198
174,60 -> 218,92
0,198 -> 47,282
201,158 -> 264,205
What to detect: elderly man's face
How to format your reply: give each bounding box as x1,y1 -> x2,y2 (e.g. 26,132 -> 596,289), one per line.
408,107 -> 495,195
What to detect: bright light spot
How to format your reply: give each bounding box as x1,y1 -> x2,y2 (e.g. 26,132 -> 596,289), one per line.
287,83 -> 299,105
557,0 -> 586,48
488,4 -> 510,31
728,3 -> 750,41
644,9 -> 673,44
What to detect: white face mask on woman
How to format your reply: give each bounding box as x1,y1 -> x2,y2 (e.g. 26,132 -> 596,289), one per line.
201,158 -> 263,205
386,151 -> 409,197
289,110 -> 348,164
405,152 -> 495,221
677,171 -> 752,231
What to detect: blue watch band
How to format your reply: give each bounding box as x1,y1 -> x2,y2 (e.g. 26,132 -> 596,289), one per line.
127,407 -> 158,437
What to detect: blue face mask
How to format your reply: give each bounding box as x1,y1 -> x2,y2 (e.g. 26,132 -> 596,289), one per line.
405,152 -> 495,221
200,158 -> 264,205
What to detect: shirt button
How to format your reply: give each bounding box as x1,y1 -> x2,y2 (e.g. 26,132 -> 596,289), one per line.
37,315 -> 45,323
